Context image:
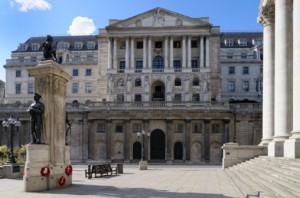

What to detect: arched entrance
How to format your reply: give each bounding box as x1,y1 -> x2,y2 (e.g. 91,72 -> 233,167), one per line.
151,81 -> 165,101
174,142 -> 183,160
150,129 -> 165,160
133,142 -> 141,160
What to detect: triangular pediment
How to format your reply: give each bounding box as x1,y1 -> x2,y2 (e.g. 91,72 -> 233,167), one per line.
106,7 -> 211,29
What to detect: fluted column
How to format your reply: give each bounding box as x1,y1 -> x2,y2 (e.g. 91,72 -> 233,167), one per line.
148,37 -> 152,69
285,0 -> 300,158
131,37 -> 135,70
182,36 -> 186,68
205,36 -> 210,67
258,3 -> 275,146
187,36 -> 191,68
108,38 -> 112,70
125,37 -> 130,70
164,37 -> 169,68
170,37 -> 174,68
269,0 -> 293,157
113,38 -> 117,70
200,36 -> 204,68
143,37 -> 147,69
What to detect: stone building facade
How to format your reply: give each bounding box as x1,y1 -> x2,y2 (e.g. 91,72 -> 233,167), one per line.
1,8 -> 263,163
0,80 -> 4,103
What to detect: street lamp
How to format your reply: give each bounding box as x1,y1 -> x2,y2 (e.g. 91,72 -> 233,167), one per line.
2,116 -> 21,164
137,130 -> 150,161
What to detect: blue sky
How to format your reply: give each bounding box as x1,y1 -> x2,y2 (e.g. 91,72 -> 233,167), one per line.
0,0 -> 262,82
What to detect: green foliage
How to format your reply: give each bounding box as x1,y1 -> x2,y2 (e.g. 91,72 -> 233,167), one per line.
0,145 -> 27,166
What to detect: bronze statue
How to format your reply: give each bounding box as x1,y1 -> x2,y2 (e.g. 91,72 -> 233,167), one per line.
27,93 -> 44,144
42,35 -> 57,62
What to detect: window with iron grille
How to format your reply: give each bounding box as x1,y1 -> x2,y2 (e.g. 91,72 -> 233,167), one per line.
175,78 -> 181,86
135,78 -> 141,87
192,94 -> 199,102
135,94 -> 142,102
193,124 -> 202,133
97,123 -> 106,133
136,41 -> 143,49
212,124 -> 221,133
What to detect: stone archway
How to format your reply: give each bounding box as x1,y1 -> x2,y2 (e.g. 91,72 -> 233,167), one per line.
133,142 -> 141,160
150,129 -> 165,159
151,81 -> 165,101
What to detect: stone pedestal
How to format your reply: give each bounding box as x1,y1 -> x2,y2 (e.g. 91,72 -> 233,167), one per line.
268,140 -> 284,157
24,60 -> 72,192
139,160 -> 148,170
2,164 -> 21,179
284,132 -> 300,158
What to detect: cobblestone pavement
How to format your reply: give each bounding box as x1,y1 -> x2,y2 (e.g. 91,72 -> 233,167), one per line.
0,164 -> 243,198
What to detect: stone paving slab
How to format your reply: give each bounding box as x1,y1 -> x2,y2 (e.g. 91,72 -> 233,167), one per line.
0,164 -> 243,198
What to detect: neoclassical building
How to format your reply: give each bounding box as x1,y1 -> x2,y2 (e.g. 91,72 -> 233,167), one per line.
1,8 -> 263,163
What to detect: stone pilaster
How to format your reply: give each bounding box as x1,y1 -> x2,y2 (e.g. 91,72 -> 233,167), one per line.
113,38 -> 117,70
187,36 -> 191,68
170,37 -> 174,68
200,36 -> 204,68
148,37 -> 152,69
143,37 -> 147,69
130,37 -> 135,71
164,37 -> 169,68
205,36 -> 210,67
125,38 -> 130,70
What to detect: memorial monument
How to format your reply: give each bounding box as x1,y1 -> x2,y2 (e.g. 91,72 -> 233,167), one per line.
23,35 -> 72,192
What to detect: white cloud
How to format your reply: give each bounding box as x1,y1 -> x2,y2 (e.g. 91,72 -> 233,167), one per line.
11,0 -> 51,12
67,16 -> 96,36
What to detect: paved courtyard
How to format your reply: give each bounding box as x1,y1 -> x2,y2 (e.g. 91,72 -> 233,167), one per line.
0,164 -> 243,198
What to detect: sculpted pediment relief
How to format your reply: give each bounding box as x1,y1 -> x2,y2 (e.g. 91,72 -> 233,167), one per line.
107,7 -> 211,29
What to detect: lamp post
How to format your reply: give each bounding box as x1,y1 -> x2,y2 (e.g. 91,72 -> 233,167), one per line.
2,116 -> 21,164
137,129 -> 150,170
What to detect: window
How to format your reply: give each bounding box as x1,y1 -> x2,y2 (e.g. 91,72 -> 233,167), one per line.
135,94 -> 142,102
152,56 -> 164,72
31,44 -> 39,51
228,81 -> 235,92
117,79 -> 124,87
19,44 -> 27,51
173,60 -> 181,72
241,53 -> 247,59
175,124 -> 183,133
192,94 -> 200,102
260,66 -> 263,74
242,67 -> 249,75
228,67 -> 235,74
86,69 -> 92,76
136,61 -> 143,73
74,56 -> 81,63
212,124 -> 221,133
28,83 -> 34,94
87,55 -> 94,62
256,80 -> 263,93
238,39 -> 247,46
133,123 -> 142,133
15,84 -> 21,94
174,94 -> 182,102
242,81 -> 249,92
74,42 -> 83,50
193,124 -> 202,133
119,61 -> 125,73
227,53 -> 233,59
87,42 -> 95,49
174,41 -> 181,48
135,78 -> 141,87
117,94 -> 124,102
193,78 -> 199,86
97,123 -> 106,133
72,83 -> 79,93
16,70 -> 21,78
191,60 -> 198,68
115,124 -> 123,133
224,39 -> 234,47
136,41 -> 143,49
175,78 -> 181,86
191,40 -> 198,48
120,42 -> 126,49
85,82 -> 92,93
73,69 -> 78,76
155,41 -> 162,48
57,43 -> 69,49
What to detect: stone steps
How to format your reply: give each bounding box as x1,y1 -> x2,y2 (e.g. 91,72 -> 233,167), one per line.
226,157 -> 300,198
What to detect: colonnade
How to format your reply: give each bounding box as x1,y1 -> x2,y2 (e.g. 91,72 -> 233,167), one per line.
258,0 -> 300,158
107,35 -> 210,71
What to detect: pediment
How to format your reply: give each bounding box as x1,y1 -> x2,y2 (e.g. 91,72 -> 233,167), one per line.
106,7 -> 211,29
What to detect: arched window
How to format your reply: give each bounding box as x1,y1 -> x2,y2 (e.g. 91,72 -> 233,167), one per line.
135,78 -> 141,87
152,56 -> 164,72
175,78 -> 181,86
117,79 -> 124,87
193,78 -> 199,86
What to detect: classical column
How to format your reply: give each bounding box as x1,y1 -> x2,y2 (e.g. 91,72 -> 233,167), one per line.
164,37 -> 169,68
187,36 -> 191,68
131,37 -> 135,70
258,3 -> 275,146
113,38 -> 118,70
269,0 -> 293,157
108,38 -> 112,70
285,0 -> 300,158
200,36 -> 204,67
182,36 -> 186,68
143,37 -> 147,69
170,37 -> 174,68
148,37 -> 152,69
205,36 -> 210,67
125,37 -> 130,70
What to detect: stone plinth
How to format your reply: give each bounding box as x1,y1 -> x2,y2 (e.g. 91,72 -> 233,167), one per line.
139,160 -> 148,170
2,164 -> 21,179
268,139 -> 284,157
24,60 -> 72,192
284,136 -> 300,158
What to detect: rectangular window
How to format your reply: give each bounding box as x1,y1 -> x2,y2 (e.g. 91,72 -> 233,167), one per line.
115,124 -> 123,133
72,83 -> 79,93
193,124 -> 202,133
242,67 -> 249,75
242,81 -> 249,92
74,42 -> 82,50
135,94 -> 142,102
191,40 -> 198,48
135,61 -> 143,73
256,80 -> 263,93
228,67 -> 235,74
225,39 -> 234,47
87,55 -> 94,62
174,94 -> 182,102
87,42 -> 95,49
136,41 -> 143,49
228,81 -> 235,92
15,84 -> 21,94
16,70 -> 21,78
117,94 -> 124,102
173,60 -> 181,72
85,82 -> 92,93
191,60 -> 198,71
73,69 -> 79,76
212,124 -> 221,133
86,69 -> 92,76
175,124 -> 184,133
32,44 -> 39,51
155,41 -> 162,48
192,94 -> 200,102
241,53 -> 247,59
120,42 -> 126,49
119,61 -> 125,73
174,41 -> 181,48
238,39 -> 247,46
133,123 -> 142,133
74,56 -> 81,62
28,83 -> 34,94
97,123 -> 106,133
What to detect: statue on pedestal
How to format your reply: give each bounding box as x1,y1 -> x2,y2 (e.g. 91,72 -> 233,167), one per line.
42,35 -> 57,62
27,93 -> 44,144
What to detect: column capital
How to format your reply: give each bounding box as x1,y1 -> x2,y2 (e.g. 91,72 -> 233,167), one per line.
258,3 -> 275,27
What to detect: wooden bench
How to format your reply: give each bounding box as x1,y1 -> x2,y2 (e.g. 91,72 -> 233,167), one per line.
85,164 -> 117,179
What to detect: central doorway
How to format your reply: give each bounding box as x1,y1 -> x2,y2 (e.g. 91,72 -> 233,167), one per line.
150,129 -> 165,160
